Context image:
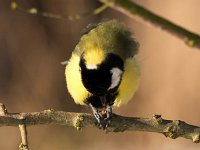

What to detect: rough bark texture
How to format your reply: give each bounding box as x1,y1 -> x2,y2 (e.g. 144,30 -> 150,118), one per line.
0,103 -> 199,147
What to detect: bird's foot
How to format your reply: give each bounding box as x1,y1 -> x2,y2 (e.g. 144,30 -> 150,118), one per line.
93,106 -> 112,129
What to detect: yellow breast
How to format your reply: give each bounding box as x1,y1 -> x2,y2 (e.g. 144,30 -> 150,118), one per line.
114,57 -> 140,107
65,53 -> 91,105
65,53 -> 140,107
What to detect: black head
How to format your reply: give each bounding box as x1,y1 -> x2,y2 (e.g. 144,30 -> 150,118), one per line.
79,53 -> 124,96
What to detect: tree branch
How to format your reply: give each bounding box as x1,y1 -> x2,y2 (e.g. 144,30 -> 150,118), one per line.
99,0 -> 200,49
0,103 -> 200,147
10,1 -> 200,48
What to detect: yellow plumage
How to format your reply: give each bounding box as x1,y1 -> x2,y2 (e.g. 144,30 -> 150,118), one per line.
65,19 -> 140,113
114,58 -> 140,107
65,20 -> 140,127
83,47 -> 105,66
65,51 -> 140,107
65,53 -> 91,105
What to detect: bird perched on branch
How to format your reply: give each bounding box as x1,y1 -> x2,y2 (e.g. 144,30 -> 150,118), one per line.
65,20 -> 140,129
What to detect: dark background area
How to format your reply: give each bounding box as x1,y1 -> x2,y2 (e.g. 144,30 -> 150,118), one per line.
0,0 -> 200,149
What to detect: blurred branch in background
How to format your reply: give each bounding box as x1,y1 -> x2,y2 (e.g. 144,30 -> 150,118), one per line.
11,0 -> 200,48
11,1 -> 108,21
99,0 -> 200,48
0,103 -> 200,150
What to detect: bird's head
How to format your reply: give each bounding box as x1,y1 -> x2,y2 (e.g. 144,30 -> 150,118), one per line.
79,48 -> 124,96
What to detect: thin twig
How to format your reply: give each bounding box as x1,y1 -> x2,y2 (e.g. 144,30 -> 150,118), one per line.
0,103 -> 7,116
11,1 -> 108,21
0,103 -> 199,144
99,0 -> 200,48
19,124 -> 29,150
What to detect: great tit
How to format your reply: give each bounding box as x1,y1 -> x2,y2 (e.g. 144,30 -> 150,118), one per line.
65,20 -> 140,128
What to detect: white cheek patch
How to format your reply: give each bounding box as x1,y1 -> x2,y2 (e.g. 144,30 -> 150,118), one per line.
86,64 -> 98,69
108,67 -> 123,90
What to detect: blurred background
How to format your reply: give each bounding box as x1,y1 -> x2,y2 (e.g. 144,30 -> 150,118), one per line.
0,0 -> 200,149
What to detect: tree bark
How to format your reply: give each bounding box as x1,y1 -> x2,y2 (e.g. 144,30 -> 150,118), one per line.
0,103 -> 199,145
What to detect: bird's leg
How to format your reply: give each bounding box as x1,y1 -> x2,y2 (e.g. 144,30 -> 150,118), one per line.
106,105 -> 112,119
88,103 -> 101,124
102,105 -> 112,128
88,102 -> 112,129
99,96 -> 113,128
100,96 -> 113,119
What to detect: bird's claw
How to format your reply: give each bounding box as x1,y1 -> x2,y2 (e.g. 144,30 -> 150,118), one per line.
93,108 -> 112,129
96,117 -> 111,130
89,103 -> 112,129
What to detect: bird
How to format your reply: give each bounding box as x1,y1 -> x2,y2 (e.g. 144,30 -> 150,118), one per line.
65,20 -> 140,129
